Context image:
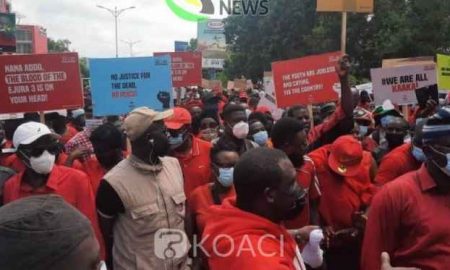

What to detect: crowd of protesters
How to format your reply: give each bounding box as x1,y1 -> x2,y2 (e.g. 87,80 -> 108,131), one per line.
0,55 -> 448,270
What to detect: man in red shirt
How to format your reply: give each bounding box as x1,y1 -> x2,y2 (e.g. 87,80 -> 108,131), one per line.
271,117 -> 320,228
2,150 -> 84,173
362,107 -> 450,270
202,148 -> 317,270
375,121 -> 425,185
308,135 -> 377,270
165,107 -> 213,199
2,122 -> 104,259
286,55 -> 354,150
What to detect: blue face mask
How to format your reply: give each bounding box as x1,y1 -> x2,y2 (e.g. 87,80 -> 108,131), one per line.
218,167 -> 234,187
358,125 -> 369,137
411,145 -> 426,162
253,131 -> 269,146
168,133 -> 185,149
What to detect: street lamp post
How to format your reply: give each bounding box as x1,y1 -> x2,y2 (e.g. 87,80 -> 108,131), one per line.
121,40 -> 141,57
96,5 -> 135,57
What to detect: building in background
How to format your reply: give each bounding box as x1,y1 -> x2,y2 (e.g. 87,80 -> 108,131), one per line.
0,12 -> 15,52
0,0 -> 10,13
16,24 -> 48,54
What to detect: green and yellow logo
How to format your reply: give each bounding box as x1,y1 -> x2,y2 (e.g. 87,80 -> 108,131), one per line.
166,0 -> 269,22
166,0 -> 214,22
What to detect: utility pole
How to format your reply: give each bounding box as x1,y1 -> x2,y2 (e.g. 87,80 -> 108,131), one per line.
96,5 -> 135,57
121,40 -> 141,57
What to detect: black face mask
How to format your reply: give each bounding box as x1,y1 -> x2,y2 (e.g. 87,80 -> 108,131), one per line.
288,153 -> 304,168
282,189 -> 307,221
386,133 -> 405,149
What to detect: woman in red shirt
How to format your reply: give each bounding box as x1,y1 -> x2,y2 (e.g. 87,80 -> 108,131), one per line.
189,140 -> 239,236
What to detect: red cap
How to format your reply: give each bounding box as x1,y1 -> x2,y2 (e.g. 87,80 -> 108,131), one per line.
328,135 -> 364,177
255,106 -> 271,114
164,107 -> 192,130
239,91 -> 248,99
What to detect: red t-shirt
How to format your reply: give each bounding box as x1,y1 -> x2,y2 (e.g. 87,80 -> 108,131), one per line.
2,153 -> 84,173
362,136 -> 378,152
3,165 -> 105,259
308,145 -> 377,230
375,143 -> 422,186
361,165 -> 450,270
82,156 -> 106,195
189,183 -> 235,235
176,136 -> 213,199
202,198 -> 306,270
284,156 -> 321,229
307,106 -> 346,144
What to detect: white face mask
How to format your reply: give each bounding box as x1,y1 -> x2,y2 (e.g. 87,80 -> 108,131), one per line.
232,121 -> 249,139
29,150 -> 56,174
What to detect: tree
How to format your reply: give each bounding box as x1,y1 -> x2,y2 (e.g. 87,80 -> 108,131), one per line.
79,57 -> 89,79
47,38 -> 89,79
224,0 -> 450,82
47,38 -> 71,52
188,38 -> 198,51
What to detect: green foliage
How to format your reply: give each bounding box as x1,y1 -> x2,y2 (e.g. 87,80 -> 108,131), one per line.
48,37 -> 89,79
79,57 -> 89,79
47,38 -> 71,52
224,0 -> 450,81
188,38 -> 198,51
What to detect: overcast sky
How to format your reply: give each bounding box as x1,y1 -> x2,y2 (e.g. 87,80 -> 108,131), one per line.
11,0 -> 202,58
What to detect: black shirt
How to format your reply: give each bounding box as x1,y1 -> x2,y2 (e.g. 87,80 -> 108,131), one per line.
96,180 -> 125,217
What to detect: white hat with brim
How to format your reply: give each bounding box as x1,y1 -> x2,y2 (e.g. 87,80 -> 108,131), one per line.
13,122 -> 59,149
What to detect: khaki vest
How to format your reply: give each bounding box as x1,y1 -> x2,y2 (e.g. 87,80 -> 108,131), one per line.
105,155 -> 188,270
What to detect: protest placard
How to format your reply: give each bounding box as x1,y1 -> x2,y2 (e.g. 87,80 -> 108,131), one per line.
371,64 -> 437,105
382,56 -> 434,68
233,79 -> 247,91
317,0 -> 373,13
209,80 -> 223,91
174,41 -> 189,52
263,72 -> 275,96
0,53 -> 83,114
89,56 -> 173,116
227,81 -> 234,90
85,119 -> 104,131
437,54 -> 450,90
246,80 -> 253,90
154,52 -> 202,88
272,51 -> 341,107
201,79 -> 210,89
201,79 -> 222,91
257,93 -> 284,121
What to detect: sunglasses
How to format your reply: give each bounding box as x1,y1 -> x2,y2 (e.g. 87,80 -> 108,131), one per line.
23,144 -> 61,158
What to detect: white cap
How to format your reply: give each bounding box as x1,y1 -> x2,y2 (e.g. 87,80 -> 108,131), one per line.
72,109 -> 85,119
13,122 -> 56,148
